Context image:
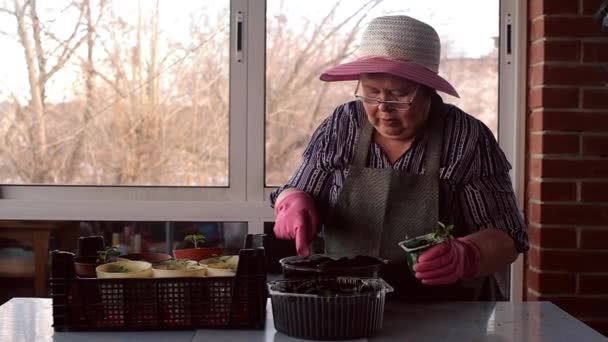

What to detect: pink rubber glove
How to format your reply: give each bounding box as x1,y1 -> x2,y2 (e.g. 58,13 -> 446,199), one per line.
273,190 -> 320,256
413,237 -> 481,285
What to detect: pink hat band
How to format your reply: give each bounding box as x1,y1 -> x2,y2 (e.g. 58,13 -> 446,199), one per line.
319,56 -> 459,98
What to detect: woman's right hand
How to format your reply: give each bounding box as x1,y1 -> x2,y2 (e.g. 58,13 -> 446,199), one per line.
273,189 -> 320,256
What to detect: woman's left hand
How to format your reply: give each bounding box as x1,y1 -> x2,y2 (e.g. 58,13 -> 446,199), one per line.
413,238 -> 481,285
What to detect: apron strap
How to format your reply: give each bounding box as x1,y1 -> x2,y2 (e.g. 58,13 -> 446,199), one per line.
352,116 -> 374,167
421,94 -> 446,176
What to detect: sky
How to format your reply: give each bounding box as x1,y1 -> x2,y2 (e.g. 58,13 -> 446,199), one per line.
268,0 -> 500,57
0,0 -> 499,103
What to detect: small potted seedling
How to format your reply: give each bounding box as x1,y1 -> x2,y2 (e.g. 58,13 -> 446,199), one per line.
94,246 -> 154,278
96,258 -> 153,278
173,233 -> 224,261
398,222 -> 454,272
97,246 -> 121,263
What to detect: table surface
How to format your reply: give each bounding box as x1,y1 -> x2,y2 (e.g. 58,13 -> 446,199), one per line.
0,298 -> 605,342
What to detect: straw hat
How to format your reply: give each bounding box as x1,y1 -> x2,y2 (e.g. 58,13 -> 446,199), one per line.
320,15 -> 459,98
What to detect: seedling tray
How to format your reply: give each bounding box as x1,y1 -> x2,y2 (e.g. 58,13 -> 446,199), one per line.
50,245 -> 267,331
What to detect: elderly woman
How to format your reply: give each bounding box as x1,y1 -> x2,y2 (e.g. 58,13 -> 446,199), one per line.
270,15 -> 528,301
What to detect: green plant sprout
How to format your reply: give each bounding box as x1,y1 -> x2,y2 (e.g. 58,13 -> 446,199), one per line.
401,222 -> 455,249
429,222 -> 454,243
97,246 -> 120,263
184,234 -> 206,248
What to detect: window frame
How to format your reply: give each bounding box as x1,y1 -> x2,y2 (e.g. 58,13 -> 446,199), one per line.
499,0 -> 527,302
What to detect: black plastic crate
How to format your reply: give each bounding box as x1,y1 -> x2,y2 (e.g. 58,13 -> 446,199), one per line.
50,238 -> 267,331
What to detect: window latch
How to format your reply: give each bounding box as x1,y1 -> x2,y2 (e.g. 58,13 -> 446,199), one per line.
236,11 -> 244,63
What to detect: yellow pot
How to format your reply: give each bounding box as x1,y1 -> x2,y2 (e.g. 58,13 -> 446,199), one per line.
205,264 -> 236,277
96,260 -> 153,278
199,255 -> 238,266
152,260 -> 207,278
199,255 -> 238,277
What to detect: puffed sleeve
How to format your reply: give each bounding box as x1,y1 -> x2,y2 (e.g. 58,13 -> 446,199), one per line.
458,122 -> 529,252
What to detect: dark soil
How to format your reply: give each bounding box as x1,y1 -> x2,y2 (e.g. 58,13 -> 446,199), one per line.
285,278 -> 374,296
286,255 -> 383,270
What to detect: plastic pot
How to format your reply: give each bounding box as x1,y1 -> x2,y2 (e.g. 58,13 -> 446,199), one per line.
173,247 -> 223,261
95,260 -> 153,278
76,236 -> 105,257
268,277 -> 394,340
398,233 -> 447,272
199,255 -> 238,277
279,254 -> 386,279
74,256 -> 100,278
152,260 -> 207,278
120,252 -> 172,264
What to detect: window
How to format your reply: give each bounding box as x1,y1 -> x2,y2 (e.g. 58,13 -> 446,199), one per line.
0,0 -> 523,239
0,0 -> 229,186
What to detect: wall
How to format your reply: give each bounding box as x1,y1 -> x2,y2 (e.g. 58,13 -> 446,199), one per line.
526,0 -> 608,336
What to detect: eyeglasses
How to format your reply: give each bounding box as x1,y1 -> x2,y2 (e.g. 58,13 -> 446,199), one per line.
354,82 -> 418,110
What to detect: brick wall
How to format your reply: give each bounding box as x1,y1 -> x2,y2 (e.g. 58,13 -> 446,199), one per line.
526,0 -> 608,336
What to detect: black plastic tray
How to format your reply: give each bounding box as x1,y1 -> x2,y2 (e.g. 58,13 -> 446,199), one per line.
50,235 -> 267,331
268,277 -> 393,340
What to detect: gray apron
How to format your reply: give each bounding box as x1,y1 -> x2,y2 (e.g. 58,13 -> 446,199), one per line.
323,95 -> 496,301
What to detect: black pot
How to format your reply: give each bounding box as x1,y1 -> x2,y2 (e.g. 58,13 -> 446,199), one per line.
77,236 -> 105,257
269,277 -> 394,340
279,254 -> 386,279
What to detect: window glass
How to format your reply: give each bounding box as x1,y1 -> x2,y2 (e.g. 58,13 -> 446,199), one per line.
0,0 -> 229,186
79,221 -> 249,256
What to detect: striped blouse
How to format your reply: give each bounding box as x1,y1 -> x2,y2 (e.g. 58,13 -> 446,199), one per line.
270,100 -> 529,252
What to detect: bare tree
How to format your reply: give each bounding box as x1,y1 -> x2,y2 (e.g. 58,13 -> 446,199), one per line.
265,0 -> 382,185
1,0 -> 87,182
78,0 -> 230,185
60,0 -> 109,182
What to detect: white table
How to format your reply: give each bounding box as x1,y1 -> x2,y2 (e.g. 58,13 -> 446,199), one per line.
0,298 -> 605,342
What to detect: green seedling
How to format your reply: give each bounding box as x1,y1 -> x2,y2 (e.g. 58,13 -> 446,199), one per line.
399,222 -> 456,272
184,234 -> 206,248
97,246 -> 120,263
